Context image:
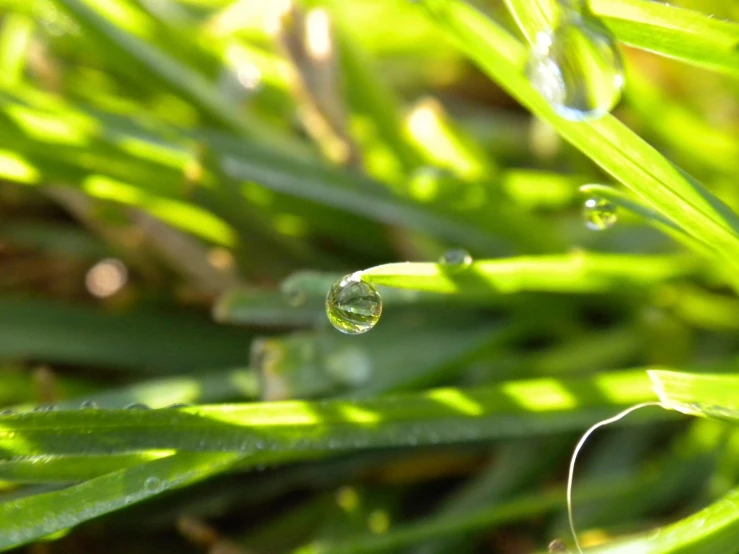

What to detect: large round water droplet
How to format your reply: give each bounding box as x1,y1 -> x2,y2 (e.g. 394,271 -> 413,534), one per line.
325,273 -> 382,335
526,18 -> 624,120
583,197 -> 617,230
439,249 -> 472,269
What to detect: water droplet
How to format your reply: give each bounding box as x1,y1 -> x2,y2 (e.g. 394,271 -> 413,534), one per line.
125,403 -> 150,410
325,273 -> 382,335
0,409 -> 16,416
583,197 -> 617,230
144,477 -> 163,493
526,17 -> 624,120
80,400 -> 98,409
166,403 -> 191,409
33,405 -> 56,412
439,249 -> 472,269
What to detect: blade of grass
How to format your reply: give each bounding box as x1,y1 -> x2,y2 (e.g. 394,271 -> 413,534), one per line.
649,370 -> 739,423
0,370 -> 658,458
590,484 -> 739,554
359,253 -> 695,295
416,0 -> 739,279
504,0 -> 739,77
0,451 -> 245,551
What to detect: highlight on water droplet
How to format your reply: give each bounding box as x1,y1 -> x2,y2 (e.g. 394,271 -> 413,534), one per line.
583,197 -> 617,230
525,17 -> 624,121
439,249 -> 473,269
325,273 -> 382,335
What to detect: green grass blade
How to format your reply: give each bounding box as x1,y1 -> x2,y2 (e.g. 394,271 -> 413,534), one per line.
0,451 -> 176,483
416,0 -> 739,271
592,0 -> 739,77
504,0 -> 739,77
0,297 -> 251,373
592,485 -> 739,554
649,370 -> 739,423
0,370 -> 656,458
0,452 -> 244,551
50,0 -> 252,136
359,253 -> 694,294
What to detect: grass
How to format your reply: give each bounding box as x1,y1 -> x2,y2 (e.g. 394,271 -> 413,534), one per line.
0,0 -> 737,552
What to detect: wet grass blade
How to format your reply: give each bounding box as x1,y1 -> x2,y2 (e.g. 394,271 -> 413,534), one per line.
505,0 -> 739,77
0,370 -> 656,458
359,253 -> 694,295
0,452 -> 244,551
416,0 -> 739,273
649,370 -> 739,423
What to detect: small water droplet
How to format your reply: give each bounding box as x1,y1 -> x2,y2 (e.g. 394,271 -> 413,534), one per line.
144,477 -> 163,493
583,197 -> 617,230
125,403 -> 150,410
166,403 -> 191,409
439,249 -> 472,269
325,273 -> 382,335
0,409 -> 16,416
80,400 -> 98,409
33,405 -> 56,412
526,17 -> 624,120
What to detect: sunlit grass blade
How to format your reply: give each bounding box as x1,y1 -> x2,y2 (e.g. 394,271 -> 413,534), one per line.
50,0 -> 252,136
0,451 -> 176,483
0,370 -> 656,458
416,0 -> 739,273
0,452 -> 244,551
359,253 -> 694,294
649,370 -> 739,423
592,0 -> 739,77
504,0 -> 739,77
591,485 -> 739,554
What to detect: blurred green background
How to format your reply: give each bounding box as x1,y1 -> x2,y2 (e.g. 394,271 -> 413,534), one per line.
0,0 -> 738,553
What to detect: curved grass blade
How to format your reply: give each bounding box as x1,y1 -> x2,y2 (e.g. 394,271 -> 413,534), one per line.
591,485 -> 739,554
649,370 -> 739,423
0,452 -> 244,551
0,371 -> 656,458
416,0 -> 739,274
359,253 -> 695,295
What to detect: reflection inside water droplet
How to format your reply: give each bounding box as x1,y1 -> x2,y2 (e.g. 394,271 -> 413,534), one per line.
439,249 -> 473,269
526,17 -> 624,120
325,273 -> 382,335
583,197 -> 617,230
